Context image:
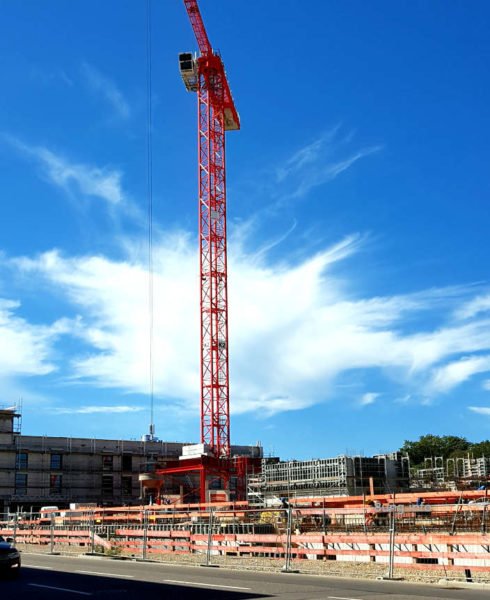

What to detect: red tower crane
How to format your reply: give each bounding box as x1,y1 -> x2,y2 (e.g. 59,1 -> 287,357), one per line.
148,2 -> 260,505
179,0 -> 239,459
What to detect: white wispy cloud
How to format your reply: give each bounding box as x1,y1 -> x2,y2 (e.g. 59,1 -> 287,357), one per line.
468,406 -> 490,417
455,294 -> 490,320
30,66 -> 74,87
0,298 -> 70,378
276,135 -> 329,182
293,146 -> 382,199
428,356 -> 490,394
482,380 -> 490,391
274,126 -> 382,200
4,135 -> 124,205
54,405 -> 144,414
359,392 -> 379,406
12,236 -> 199,403
81,62 -> 130,119
8,230 -> 490,416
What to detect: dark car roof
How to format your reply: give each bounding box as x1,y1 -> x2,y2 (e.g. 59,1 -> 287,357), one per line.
0,542 -> 12,550
0,535 -> 16,550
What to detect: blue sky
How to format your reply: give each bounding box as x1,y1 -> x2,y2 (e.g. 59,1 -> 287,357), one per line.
0,1 -> 489,459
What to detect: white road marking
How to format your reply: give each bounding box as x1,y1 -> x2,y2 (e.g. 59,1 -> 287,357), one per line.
164,578 -> 250,590
24,565 -> 55,570
328,596 -> 365,600
28,584 -> 92,596
76,570 -> 134,579
24,552 -> 62,557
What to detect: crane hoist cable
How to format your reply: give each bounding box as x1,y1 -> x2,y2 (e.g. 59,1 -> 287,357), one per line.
146,0 -> 155,440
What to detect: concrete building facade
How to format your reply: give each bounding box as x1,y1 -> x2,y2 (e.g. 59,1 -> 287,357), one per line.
0,408 -> 188,512
0,408 -> 264,512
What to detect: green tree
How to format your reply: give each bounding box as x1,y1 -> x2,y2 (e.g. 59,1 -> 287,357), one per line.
400,434 -> 470,466
469,440 -> 490,458
442,435 -> 471,458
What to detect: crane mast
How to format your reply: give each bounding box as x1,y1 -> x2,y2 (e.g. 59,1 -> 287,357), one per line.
179,0 -> 240,459
146,1 -> 259,505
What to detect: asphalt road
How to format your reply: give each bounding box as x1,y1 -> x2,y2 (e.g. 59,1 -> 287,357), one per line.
0,553 -> 488,599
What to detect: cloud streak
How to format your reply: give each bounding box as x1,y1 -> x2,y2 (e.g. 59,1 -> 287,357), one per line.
429,356 -> 490,394
4,135 -> 124,205
274,126 -> 382,201
81,62 -> 130,120
7,229 -> 490,417
468,406 -> 490,417
359,392 -> 379,406
455,294 -> 490,320
53,405 -> 144,414
0,298 -> 70,378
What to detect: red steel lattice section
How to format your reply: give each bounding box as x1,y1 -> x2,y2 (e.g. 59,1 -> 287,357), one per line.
198,57 -> 230,458
182,0 -> 240,460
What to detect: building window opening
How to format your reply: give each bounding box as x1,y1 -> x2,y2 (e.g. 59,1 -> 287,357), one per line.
16,452 -> 28,470
102,455 -> 113,471
122,454 -> 132,471
15,473 -> 27,495
50,474 -> 62,495
50,453 -> 62,470
122,476 -> 132,495
102,475 -> 113,495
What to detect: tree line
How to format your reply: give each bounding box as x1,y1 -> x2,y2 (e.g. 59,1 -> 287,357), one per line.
400,435 -> 490,467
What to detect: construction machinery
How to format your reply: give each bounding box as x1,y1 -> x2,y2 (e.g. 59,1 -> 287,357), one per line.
149,1 -> 260,504
179,0 -> 238,461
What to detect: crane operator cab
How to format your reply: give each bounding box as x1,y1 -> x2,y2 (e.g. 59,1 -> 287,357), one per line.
179,52 -> 198,92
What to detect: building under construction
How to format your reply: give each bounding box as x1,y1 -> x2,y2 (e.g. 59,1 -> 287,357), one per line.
413,455 -> 490,489
1,406 -> 414,509
251,453 -> 411,501
0,408 -> 261,513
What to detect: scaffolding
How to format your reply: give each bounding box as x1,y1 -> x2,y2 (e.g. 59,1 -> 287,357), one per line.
414,455 -> 490,488
259,453 -> 410,500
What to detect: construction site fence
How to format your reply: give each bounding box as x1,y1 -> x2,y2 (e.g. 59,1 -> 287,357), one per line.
1,505 -> 490,579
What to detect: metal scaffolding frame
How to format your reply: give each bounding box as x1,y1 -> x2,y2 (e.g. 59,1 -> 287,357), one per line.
260,453 -> 410,499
